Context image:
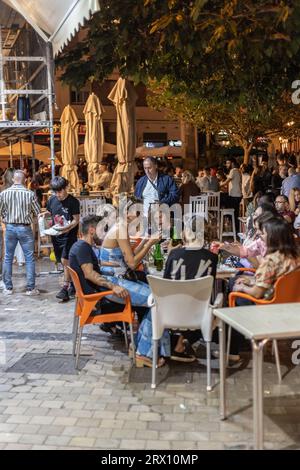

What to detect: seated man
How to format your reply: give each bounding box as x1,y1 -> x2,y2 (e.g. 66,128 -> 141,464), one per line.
69,215 -> 129,323
275,195 -> 295,224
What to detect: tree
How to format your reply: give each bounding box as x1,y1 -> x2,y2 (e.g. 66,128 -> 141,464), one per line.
56,1 -> 300,162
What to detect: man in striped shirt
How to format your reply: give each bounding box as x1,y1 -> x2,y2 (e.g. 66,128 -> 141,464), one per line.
0,170 -> 40,295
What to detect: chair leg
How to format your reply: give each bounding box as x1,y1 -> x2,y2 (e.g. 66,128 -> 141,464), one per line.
129,323 -> 136,365
226,326 -> 232,365
75,326 -> 83,370
123,322 -> 128,350
206,341 -> 212,392
151,339 -> 159,389
273,339 -> 282,384
72,315 -> 79,356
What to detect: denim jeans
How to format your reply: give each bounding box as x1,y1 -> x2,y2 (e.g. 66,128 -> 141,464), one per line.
3,224 -> 36,290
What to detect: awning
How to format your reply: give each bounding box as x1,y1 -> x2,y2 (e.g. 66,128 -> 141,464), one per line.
2,0 -> 100,55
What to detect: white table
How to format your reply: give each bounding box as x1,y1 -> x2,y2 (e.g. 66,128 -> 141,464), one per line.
214,303 -> 300,450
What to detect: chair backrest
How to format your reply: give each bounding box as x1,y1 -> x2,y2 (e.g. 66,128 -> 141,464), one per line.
207,192 -> 220,213
147,275 -> 214,341
272,269 -> 300,303
67,266 -> 84,299
189,195 -> 208,219
80,198 -> 106,217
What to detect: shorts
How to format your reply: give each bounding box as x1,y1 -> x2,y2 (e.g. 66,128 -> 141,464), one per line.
51,236 -> 77,263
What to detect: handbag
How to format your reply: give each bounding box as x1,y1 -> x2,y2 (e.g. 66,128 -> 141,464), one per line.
123,267 -> 148,283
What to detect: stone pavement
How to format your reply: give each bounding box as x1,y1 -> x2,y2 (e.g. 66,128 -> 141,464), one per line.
0,260 -> 300,450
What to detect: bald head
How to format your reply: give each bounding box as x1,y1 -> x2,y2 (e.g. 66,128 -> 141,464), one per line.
13,170 -> 26,185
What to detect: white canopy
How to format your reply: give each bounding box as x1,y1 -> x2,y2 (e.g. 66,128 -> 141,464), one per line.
3,0 -> 100,55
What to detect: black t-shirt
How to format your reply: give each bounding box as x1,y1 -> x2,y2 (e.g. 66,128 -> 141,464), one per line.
164,247 -> 218,280
47,194 -> 80,240
69,240 -> 101,294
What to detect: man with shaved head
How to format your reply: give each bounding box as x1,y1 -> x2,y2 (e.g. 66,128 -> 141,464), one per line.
0,170 -> 40,295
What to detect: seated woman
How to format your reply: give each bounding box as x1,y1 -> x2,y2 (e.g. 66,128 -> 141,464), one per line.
232,216 -> 300,301
100,198 -> 170,367
289,187 -> 300,215
224,216 -> 300,360
163,215 -> 218,360
220,204 -> 278,268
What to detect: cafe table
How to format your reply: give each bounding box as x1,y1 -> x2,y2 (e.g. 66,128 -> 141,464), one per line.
213,303 -> 300,450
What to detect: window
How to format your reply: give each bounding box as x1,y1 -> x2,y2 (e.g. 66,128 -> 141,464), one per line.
70,87 -> 90,104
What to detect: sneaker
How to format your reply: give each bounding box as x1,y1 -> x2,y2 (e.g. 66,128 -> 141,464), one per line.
68,284 -> 76,299
26,288 -> 40,296
3,288 -> 13,295
0,281 -> 5,290
170,350 -> 196,363
56,287 -> 70,301
212,350 -> 241,362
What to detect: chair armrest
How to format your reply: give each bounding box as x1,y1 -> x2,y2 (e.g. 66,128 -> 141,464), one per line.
211,293 -> 223,309
82,291 -> 114,301
235,267 -> 256,273
229,291 -> 272,307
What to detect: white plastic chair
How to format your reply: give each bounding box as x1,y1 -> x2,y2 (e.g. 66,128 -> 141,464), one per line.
207,192 -> 221,238
80,198 -> 106,217
189,195 -> 208,220
147,275 -> 223,391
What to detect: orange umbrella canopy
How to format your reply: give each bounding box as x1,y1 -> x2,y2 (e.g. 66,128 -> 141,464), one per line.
60,105 -> 79,191
83,93 -> 105,186
108,78 -> 138,197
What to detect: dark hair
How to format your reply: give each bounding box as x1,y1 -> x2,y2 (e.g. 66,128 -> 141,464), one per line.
81,215 -> 101,235
258,193 -> 275,205
257,202 -> 277,215
143,156 -> 157,166
259,217 -> 299,258
50,176 -> 68,191
276,195 -> 289,203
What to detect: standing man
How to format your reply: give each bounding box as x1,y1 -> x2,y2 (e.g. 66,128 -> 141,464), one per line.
0,170 -> 40,295
41,176 -> 80,302
173,166 -> 183,187
134,157 -> 179,217
220,158 -> 242,230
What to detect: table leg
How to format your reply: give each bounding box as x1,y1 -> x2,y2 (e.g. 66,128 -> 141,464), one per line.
219,320 -> 227,420
252,339 -> 267,450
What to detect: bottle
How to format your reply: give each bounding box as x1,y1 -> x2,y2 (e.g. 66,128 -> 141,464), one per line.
17,96 -> 26,121
171,224 -> 182,247
153,243 -> 164,271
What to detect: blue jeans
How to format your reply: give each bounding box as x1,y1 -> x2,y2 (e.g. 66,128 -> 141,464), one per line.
3,224 -> 36,290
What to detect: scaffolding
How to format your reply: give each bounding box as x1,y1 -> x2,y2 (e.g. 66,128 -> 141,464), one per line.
0,22 -> 55,178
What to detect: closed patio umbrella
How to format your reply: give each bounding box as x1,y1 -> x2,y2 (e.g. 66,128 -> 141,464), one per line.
108,78 -> 137,199
83,93 -> 105,187
60,105 -> 79,192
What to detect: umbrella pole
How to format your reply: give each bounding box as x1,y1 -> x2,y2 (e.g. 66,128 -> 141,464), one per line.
31,134 -> 36,177
9,141 -> 13,167
46,43 -> 55,180
20,139 -> 23,170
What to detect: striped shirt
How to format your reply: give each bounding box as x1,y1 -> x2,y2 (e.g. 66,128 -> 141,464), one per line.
0,184 -> 40,224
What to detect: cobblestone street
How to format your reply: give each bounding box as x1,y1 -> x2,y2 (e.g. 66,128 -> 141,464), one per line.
0,261 -> 300,450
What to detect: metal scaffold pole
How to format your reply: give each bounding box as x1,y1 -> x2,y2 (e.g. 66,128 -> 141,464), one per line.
0,25 -> 7,121
46,42 -> 55,180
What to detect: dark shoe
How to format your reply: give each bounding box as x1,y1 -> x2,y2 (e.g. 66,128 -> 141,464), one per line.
68,284 -> 76,299
56,287 -> 70,301
99,324 -> 124,337
170,350 -> 196,363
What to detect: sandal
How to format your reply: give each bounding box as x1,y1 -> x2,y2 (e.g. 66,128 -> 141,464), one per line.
99,324 -> 124,337
135,355 -> 165,368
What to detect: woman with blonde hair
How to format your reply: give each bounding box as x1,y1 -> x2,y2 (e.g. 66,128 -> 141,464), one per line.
180,170 -> 200,207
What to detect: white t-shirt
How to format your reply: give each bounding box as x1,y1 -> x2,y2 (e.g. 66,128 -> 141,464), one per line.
241,173 -> 252,199
228,168 -> 242,197
142,177 -> 159,216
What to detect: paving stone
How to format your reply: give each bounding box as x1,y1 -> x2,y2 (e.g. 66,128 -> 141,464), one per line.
69,437 -> 95,448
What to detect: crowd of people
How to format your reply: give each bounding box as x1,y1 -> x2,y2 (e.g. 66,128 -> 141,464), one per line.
1,149 -> 300,367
